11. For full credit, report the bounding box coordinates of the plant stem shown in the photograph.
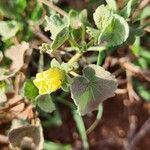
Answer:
[72,110,89,150]
[69,71,79,77]
[39,0,68,16]
[81,25,86,44]
[56,97,89,150]
[38,53,44,72]
[68,52,83,65]
[97,50,105,65]
[86,104,103,134]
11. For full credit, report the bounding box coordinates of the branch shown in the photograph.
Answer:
[0,99,24,113]
[131,118,150,149]
[112,57,150,82]
[39,0,68,16]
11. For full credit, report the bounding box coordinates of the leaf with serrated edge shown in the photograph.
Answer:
[70,65,118,115]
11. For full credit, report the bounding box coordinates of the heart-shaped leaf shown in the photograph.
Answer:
[70,65,118,115]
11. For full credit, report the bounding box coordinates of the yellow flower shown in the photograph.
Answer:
[33,68,65,95]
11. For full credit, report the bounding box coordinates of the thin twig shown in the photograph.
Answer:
[119,58,150,82]
[131,118,150,149]
[86,104,103,135]
[110,57,150,82]
[126,71,140,102]
[39,0,68,16]
[0,99,24,113]
[32,26,51,43]
[115,89,127,95]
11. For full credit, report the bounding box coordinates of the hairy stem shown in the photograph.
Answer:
[68,53,83,65]
[72,110,89,150]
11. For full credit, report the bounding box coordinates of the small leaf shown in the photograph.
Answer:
[79,9,88,24]
[51,27,69,51]
[45,14,69,40]
[0,21,21,40]
[99,14,129,46]
[70,65,117,115]
[0,0,27,19]
[36,94,56,113]
[69,10,81,29]
[30,1,42,21]
[93,5,113,31]
[119,0,134,19]
[141,5,150,19]
[51,58,73,72]
[86,27,100,43]
[23,79,39,100]
[51,58,61,68]
[69,9,88,29]
[105,0,117,11]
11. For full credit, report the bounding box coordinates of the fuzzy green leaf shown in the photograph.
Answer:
[105,0,117,11]
[69,10,81,29]
[0,21,21,40]
[70,65,117,115]
[86,27,100,43]
[93,5,113,31]
[69,9,88,29]
[0,0,27,19]
[119,0,134,19]
[51,59,61,68]
[51,27,69,51]
[99,14,129,46]
[45,14,69,40]
[23,79,39,101]
[141,5,150,19]
[36,94,56,113]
